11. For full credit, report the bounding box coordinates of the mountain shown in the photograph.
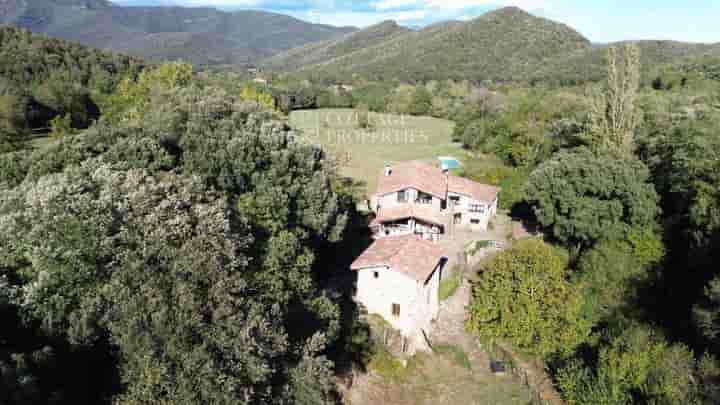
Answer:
[265,7,720,84]
[264,20,411,72]
[264,7,591,82]
[0,0,355,66]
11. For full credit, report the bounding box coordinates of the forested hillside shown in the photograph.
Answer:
[0,0,354,65]
[266,7,720,85]
[268,7,591,83]
[528,40,720,85]
[0,26,143,152]
[264,20,411,72]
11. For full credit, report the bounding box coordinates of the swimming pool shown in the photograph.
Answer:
[438,156,462,170]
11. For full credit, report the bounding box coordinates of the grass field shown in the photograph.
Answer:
[348,349,532,405]
[289,109,466,196]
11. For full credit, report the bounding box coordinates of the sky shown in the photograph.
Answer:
[112,0,720,43]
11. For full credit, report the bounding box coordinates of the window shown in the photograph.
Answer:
[416,192,433,204]
[470,204,485,213]
[450,196,461,205]
[397,190,408,203]
[392,303,400,317]
[470,219,481,225]
[373,271,379,279]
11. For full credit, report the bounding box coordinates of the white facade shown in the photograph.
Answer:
[371,188,443,212]
[355,264,442,337]
[448,192,498,230]
[371,189,498,237]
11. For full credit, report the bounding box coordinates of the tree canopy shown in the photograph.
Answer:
[0,63,351,404]
[468,239,589,356]
[524,147,660,247]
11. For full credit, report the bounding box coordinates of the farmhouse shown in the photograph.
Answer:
[369,160,500,240]
[351,235,446,352]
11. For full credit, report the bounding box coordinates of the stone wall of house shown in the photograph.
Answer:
[355,263,442,338]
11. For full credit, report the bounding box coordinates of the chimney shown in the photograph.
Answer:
[384,163,392,177]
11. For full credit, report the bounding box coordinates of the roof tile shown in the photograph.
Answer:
[374,161,447,199]
[370,204,445,227]
[350,236,445,282]
[448,175,500,203]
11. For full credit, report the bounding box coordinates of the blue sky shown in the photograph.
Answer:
[112,0,720,43]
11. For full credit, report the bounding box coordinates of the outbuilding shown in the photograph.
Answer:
[351,235,446,352]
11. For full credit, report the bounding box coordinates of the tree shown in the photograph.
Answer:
[575,230,664,323]
[557,323,717,405]
[408,86,433,116]
[695,277,720,350]
[586,44,642,154]
[0,94,29,153]
[468,239,589,356]
[525,148,660,248]
[104,62,193,123]
[240,84,276,110]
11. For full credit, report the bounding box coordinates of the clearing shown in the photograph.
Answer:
[289,109,465,196]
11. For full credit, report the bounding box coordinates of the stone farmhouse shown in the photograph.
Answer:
[351,235,446,353]
[350,160,500,353]
[369,161,500,241]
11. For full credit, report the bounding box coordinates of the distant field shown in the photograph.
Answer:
[289,109,465,196]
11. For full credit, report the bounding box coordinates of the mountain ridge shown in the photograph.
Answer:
[264,7,720,84]
[0,0,356,65]
[265,6,592,82]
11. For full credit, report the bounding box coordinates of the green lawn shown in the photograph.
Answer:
[289,109,466,197]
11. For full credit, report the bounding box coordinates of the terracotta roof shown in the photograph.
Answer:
[370,204,445,227]
[350,236,445,282]
[448,175,500,203]
[374,161,447,199]
[374,161,500,204]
